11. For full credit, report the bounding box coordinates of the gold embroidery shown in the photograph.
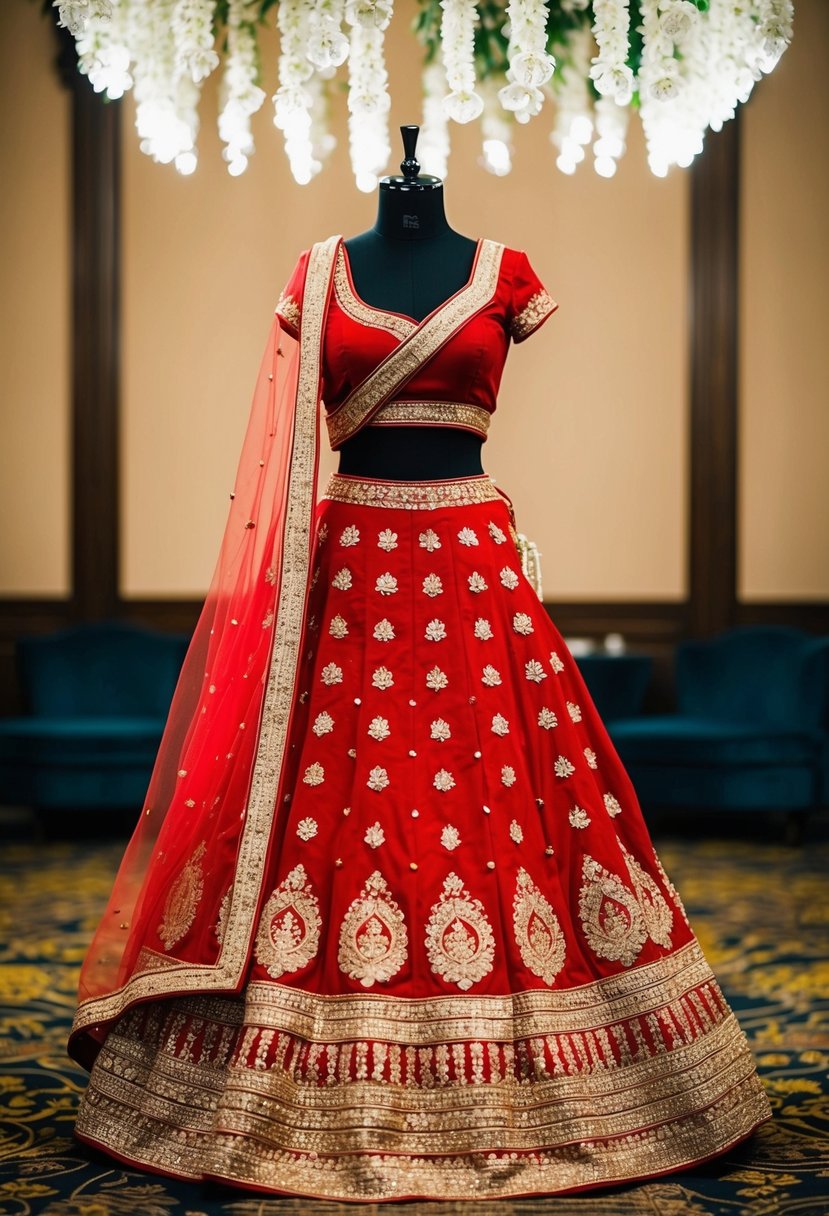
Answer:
[578,853,647,967]
[254,862,322,980]
[366,400,492,438]
[158,842,206,951]
[337,870,408,988]
[333,246,414,341]
[214,883,233,946]
[511,289,557,341]
[276,290,300,332]
[513,867,566,985]
[322,472,503,510]
[425,872,495,990]
[621,842,674,949]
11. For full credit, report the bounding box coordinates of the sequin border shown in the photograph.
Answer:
[367,400,491,437]
[322,473,504,510]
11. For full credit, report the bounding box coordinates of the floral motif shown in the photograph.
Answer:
[426,665,449,691]
[378,528,398,551]
[433,768,456,791]
[500,567,520,590]
[329,614,349,638]
[337,869,408,988]
[364,821,385,848]
[373,618,396,642]
[491,713,510,736]
[158,841,206,950]
[474,617,493,640]
[468,571,488,593]
[482,664,502,686]
[554,755,575,778]
[367,765,390,792]
[509,819,524,844]
[368,716,391,742]
[339,525,360,547]
[303,762,325,786]
[538,707,558,729]
[513,612,534,635]
[425,618,447,642]
[525,659,547,682]
[214,882,232,946]
[430,717,451,742]
[372,665,394,690]
[550,651,565,673]
[501,764,517,787]
[457,526,479,546]
[569,805,591,829]
[262,608,274,629]
[578,853,647,967]
[441,823,461,850]
[513,867,567,986]
[604,793,622,818]
[584,747,598,769]
[318,522,329,545]
[567,701,583,723]
[312,711,334,737]
[375,572,398,595]
[296,816,318,841]
[422,573,443,597]
[321,662,343,685]
[255,862,322,979]
[419,528,441,552]
[489,520,507,543]
[425,872,495,990]
[332,567,353,590]
[621,841,674,948]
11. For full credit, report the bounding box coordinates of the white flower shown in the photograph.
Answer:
[569,805,591,829]
[554,755,575,779]
[513,612,534,635]
[296,816,318,840]
[373,618,395,642]
[321,662,343,685]
[303,762,325,786]
[426,665,449,691]
[468,571,488,593]
[441,823,461,850]
[588,0,635,105]
[329,614,348,638]
[332,567,353,590]
[367,765,390,792]
[489,520,507,543]
[537,707,558,729]
[482,664,502,687]
[499,0,557,118]
[422,573,443,597]
[419,528,441,552]
[433,767,456,791]
[457,526,479,546]
[509,819,524,844]
[420,59,450,178]
[491,713,510,736]
[425,618,447,642]
[312,711,335,736]
[550,651,565,673]
[375,572,398,595]
[604,793,622,818]
[372,665,394,690]
[474,617,494,640]
[367,715,391,741]
[430,717,451,742]
[339,525,360,547]
[501,764,517,787]
[345,7,392,191]
[440,0,484,123]
[567,700,582,723]
[364,821,385,848]
[584,747,598,769]
[378,528,398,551]
[500,567,519,590]
[525,659,547,683]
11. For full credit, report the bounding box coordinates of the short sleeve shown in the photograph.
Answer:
[275,249,309,338]
[509,249,559,343]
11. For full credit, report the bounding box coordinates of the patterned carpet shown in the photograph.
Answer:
[1,814,828,1216]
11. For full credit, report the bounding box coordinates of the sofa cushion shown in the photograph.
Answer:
[611,715,824,766]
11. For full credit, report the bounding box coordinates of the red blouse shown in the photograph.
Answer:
[275,236,558,447]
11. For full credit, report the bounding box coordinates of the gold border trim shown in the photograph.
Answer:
[333,245,415,342]
[367,400,491,436]
[322,473,503,510]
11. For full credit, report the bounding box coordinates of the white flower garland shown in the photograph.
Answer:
[345,0,393,191]
[499,0,555,120]
[54,0,112,38]
[172,0,219,85]
[75,0,131,99]
[218,0,266,176]
[549,22,594,173]
[440,0,483,123]
[480,77,512,175]
[419,60,451,178]
[588,0,635,105]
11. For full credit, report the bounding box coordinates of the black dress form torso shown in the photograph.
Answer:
[337,167,485,481]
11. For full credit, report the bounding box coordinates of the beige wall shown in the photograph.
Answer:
[738,0,829,602]
[0,0,70,597]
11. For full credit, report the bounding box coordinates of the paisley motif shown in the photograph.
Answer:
[254,862,322,980]
[513,867,566,985]
[158,841,206,951]
[425,872,495,991]
[337,870,408,987]
[621,842,674,948]
[577,853,647,967]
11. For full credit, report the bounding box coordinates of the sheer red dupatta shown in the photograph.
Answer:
[69,236,340,1070]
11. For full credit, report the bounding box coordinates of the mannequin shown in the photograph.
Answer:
[337,126,486,481]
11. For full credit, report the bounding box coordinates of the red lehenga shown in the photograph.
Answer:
[69,234,772,1203]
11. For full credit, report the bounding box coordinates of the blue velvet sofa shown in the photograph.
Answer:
[609,625,829,834]
[0,621,189,814]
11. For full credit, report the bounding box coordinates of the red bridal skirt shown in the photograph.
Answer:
[74,472,772,1203]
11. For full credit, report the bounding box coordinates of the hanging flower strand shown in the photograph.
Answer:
[499,0,556,122]
[345,1,394,192]
[55,0,112,37]
[218,0,266,177]
[588,0,634,105]
[440,0,484,123]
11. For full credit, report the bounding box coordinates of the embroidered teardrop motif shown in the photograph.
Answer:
[513,867,566,985]
[578,853,647,967]
[337,870,408,988]
[425,872,495,991]
[620,842,674,948]
[158,841,206,951]
[254,862,322,980]
[652,847,692,926]
[214,882,233,946]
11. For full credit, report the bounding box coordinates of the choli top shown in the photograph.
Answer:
[275,236,558,449]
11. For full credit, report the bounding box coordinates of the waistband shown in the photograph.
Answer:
[365,400,491,438]
[322,472,505,510]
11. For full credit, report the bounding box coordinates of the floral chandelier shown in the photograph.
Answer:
[55,0,793,186]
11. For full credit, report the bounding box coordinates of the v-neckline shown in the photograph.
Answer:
[338,236,486,331]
